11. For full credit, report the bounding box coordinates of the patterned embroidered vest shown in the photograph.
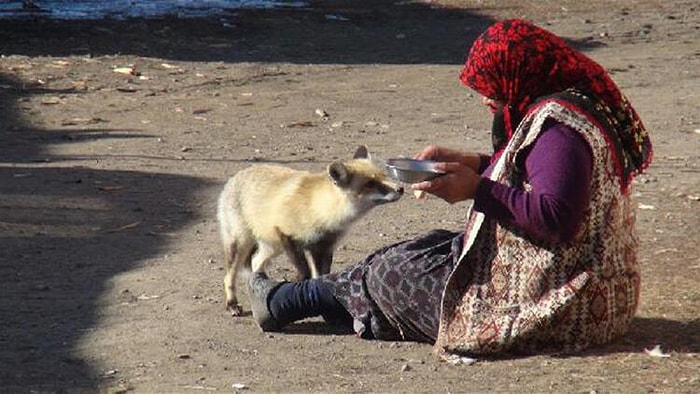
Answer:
[435,90,641,356]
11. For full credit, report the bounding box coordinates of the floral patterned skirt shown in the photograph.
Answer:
[321,229,463,343]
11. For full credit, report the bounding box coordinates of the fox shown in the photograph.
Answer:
[217,145,403,316]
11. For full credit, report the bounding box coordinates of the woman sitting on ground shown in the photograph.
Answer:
[247,18,653,358]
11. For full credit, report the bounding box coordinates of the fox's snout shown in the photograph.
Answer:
[371,183,403,204]
[391,186,404,200]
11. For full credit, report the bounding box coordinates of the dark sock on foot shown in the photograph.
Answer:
[268,279,350,327]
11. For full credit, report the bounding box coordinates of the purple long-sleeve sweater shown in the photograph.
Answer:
[473,121,593,244]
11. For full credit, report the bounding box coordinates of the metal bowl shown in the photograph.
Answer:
[385,158,445,183]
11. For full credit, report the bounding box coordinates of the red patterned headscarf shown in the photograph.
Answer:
[461,19,652,188]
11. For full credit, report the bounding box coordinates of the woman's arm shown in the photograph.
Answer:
[474,122,593,244]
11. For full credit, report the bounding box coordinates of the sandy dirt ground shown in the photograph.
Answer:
[1,0,699,392]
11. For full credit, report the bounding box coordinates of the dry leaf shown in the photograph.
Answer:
[644,344,670,358]
[445,354,477,366]
[103,221,141,233]
[284,120,314,128]
[183,385,217,391]
[41,96,62,105]
[137,294,161,301]
[61,117,109,126]
[113,66,135,75]
[97,185,124,191]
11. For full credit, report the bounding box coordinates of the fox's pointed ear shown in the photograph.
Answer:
[328,162,350,187]
[353,145,370,160]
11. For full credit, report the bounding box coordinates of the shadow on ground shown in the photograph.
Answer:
[612,317,700,354]
[0,71,212,389]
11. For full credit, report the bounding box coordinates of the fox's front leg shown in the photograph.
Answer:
[277,229,311,280]
[307,243,334,278]
[307,233,338,278]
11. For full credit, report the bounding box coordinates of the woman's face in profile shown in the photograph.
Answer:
[482,96,505,113]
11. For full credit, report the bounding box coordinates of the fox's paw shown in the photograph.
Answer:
[226,302,243,317]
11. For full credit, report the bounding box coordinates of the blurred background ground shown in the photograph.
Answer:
[0,1,698,392]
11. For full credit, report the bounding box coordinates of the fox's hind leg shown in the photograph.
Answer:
[222,240,241,316]
[223,238,255,316]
